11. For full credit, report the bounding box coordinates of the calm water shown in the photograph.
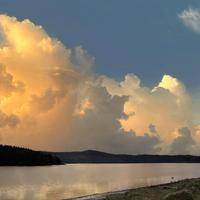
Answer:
[0,164,200,200]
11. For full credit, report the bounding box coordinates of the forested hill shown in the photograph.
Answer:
[54,150,200,163]
[0,145,62,166]
[2,145,200,165]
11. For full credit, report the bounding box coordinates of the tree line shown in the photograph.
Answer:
[0,144,62,166]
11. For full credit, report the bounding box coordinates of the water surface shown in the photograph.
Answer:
[0,164,200,200]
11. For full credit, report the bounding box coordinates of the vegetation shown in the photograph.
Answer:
[55,150,200,163]
[0,144,62,166]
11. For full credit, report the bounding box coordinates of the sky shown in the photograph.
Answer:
[1,0,200,89]
[0,1,200,154]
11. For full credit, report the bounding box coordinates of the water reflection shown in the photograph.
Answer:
[0,164,200,199]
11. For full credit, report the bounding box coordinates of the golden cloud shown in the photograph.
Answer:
[0,15,197,154]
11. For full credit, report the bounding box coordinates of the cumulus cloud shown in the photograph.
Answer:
[170,127,195,155]
[0,15,85,147]
[100,74,192,145]
[63,85,161,154]
[0,14,197,155]
[178,8,200,33]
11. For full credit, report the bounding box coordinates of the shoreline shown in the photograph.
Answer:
[67,177,200,200]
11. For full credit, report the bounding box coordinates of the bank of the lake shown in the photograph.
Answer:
[72,178,200,200]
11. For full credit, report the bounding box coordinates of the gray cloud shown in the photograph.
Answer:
[170,127,195,155]
[63,86,161,154]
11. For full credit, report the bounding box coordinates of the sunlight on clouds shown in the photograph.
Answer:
[75,98,93,116]
[0,14,197,154]
[101,74,193,149]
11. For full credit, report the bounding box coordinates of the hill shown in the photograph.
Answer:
[54,150,200,163]
[0,145,62,166]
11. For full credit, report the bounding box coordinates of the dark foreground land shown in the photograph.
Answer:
[0,145,62,166]
[73,178,200,200]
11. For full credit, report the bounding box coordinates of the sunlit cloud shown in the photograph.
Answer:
[0,15,198,155]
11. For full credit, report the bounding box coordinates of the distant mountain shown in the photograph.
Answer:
[53,150,200,163]
[2,145,200,166]
[0,145,62,166]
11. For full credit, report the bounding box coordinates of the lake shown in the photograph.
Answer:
[0,164,200,200]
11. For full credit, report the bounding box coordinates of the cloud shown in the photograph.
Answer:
[0,15,85,148]
[0,14,197,155]
[100,74,192,146]
[149,124,157,134]
[0,111,20,128]
[170,127,195,155]
[63,85,161,154]
[0,64,24,96]
[178,8,200,33]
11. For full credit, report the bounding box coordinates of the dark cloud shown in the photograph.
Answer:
[170,127,195,155]
[63,86,161,154]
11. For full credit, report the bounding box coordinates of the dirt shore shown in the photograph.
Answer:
[69,178,200,200]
